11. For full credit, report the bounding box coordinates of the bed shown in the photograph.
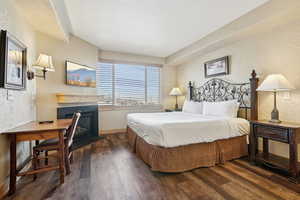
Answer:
[127,70,259,172]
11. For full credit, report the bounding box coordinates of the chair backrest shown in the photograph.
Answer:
[66,112,81,148]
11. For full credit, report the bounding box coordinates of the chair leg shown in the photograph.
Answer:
[35,141,40,164]
[70,152,74,164]
[45,151,48,165]
[32,150,38,181]
[65,148,71,175]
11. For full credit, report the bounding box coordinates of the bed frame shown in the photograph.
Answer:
[127,70,259,172]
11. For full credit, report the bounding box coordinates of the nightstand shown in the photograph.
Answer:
[250,120,300,183]
[165,109,182,112]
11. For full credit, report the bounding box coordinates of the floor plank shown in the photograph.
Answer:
[4,134,300,200]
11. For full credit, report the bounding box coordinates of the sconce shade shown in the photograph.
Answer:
[32,54,55,72]
[256,74,295,92]
[169,88,183,96]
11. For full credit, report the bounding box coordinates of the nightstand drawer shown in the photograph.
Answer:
[255,126,289,143]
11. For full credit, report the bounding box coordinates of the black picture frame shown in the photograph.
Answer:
[204,56,229,78]
[0,30,27,90]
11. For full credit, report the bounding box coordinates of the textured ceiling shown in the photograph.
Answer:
[64,0,269,57]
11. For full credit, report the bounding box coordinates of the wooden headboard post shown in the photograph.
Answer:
[250,70,259,121]
[189,81,193,100]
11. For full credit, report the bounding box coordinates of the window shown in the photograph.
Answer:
[96,62,161,106]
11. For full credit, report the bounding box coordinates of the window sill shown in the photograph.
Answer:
[98,104,163,111]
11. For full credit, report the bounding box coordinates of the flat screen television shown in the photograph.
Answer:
[66,61,96,88]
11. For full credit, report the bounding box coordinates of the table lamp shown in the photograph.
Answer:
[257,74,295,123]
[169,87,182,110]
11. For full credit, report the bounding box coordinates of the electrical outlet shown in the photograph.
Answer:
[7,90,14,101]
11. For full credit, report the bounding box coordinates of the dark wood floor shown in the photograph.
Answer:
[5,134,300,200]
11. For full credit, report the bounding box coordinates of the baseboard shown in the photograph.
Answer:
[100,129,127,135]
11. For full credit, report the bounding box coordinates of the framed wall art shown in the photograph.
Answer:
[204,56,229,78]
[66,61,96,88]
[0,30,27,90]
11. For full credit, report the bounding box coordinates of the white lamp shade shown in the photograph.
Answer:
[257,74,295,92]
[169,87,182,96]
[32,54,55,72]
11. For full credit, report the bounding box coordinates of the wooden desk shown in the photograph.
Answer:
[3,119,72,195]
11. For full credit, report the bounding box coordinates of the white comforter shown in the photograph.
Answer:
[127,112,249,148]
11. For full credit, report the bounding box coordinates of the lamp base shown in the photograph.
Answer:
[269,119,281,123]
[175,103,179,110]
[270,99,281,123]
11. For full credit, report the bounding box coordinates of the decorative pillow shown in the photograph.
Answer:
[203,100,240,118]
[182,100,203,114]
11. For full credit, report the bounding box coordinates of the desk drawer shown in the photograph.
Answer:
[255,126,289,143]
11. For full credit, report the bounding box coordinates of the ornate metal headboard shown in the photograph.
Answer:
[189,70,258,120]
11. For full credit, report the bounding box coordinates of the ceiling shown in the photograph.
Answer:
[14,0,66,40]
[64,0,269,57]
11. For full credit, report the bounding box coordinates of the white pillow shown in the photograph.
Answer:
[182,100,203,114]
[203,100,240,118]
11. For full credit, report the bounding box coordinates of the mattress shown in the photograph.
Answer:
[127,112,249,148]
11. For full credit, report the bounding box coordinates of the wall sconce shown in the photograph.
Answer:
[27,54,55,80]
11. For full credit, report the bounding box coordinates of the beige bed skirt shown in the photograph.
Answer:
[127,127,248,172]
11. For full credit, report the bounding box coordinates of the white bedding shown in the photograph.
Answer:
[127,112,249,148]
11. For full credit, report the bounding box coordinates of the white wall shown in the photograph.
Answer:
[35,32,98,121]
[0,0,37,195]
[99,50,165,66]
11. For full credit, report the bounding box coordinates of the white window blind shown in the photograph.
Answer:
[97,62,161,106]
[96,63,113,105]
[147,66,160,104]
[115,64,146,106]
